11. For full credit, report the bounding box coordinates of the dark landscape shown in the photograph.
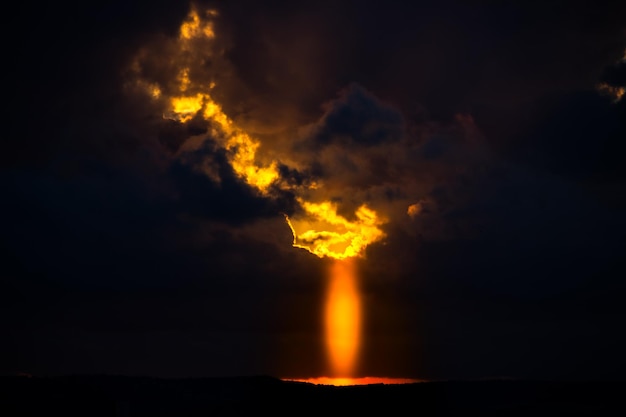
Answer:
[2,375,625,416]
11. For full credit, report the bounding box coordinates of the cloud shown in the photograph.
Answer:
[599,50,626,89]
[8,0,624,285]
[303,84,405,148]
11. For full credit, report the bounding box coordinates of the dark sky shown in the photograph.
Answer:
[3,0,626,381]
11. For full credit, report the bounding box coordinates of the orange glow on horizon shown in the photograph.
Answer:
[326,259,360,377]
[283,376,425,386]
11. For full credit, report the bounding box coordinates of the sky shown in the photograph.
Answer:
[3,0,626,382]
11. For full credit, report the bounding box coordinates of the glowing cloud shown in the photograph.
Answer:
[179,7,215,40]
[286,200,385,260]
[129,4,387,259]
[597,48,626,103]
[407,202,422,218]
[598,83,625,102]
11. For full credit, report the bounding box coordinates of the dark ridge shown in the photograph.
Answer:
[1,374,624,416]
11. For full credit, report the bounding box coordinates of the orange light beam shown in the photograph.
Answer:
[325,258,360,377]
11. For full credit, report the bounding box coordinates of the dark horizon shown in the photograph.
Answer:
[3,374,626,416]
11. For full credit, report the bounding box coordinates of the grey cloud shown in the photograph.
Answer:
[303,83,405,149]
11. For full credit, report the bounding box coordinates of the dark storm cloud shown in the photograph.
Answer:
[531,94,624,179]
[360,169,626,379]
[188,0,626,190]
[282,82,493,227]
[600,59,626,87]
[169,150,296,224]
[158,117,210,153]
[4,0,626,381]
[1,158,325,377]
[305,84,404,148]
[0,144,296,291]
[6,1,190,167]
[300,67,626,380]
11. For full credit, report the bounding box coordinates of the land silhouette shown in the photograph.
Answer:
[2,374,624,416]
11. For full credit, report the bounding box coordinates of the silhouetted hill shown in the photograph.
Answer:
[1,375,624,416]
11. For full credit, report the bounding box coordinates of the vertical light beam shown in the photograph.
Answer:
[325,258,360,377]
[130,5,390,384]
